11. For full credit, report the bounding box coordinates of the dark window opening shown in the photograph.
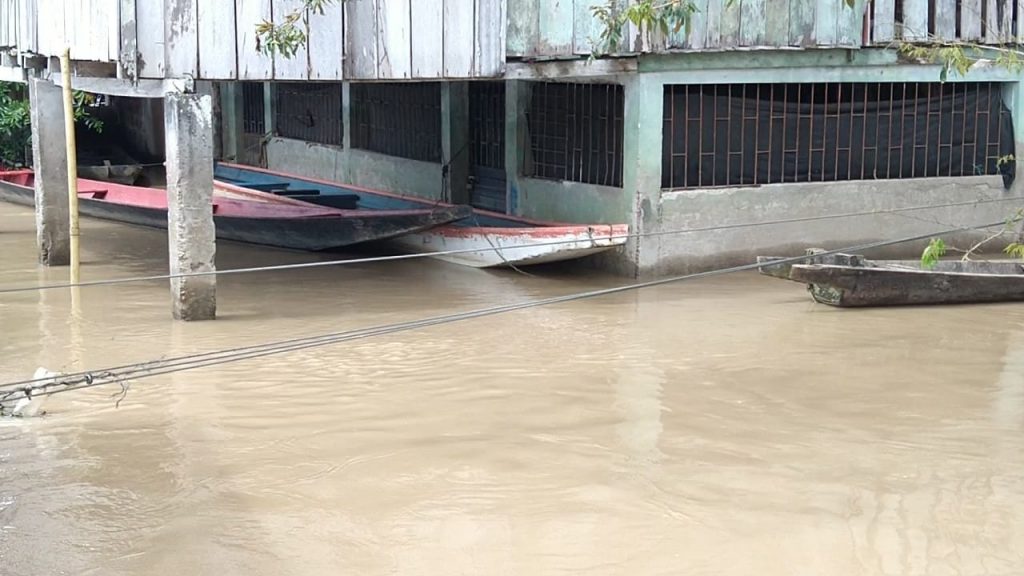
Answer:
[350,82,442,163]
[242,82,265,135]
[661,82,1015,190]
[273,83,343,146]
[524,81,625,188]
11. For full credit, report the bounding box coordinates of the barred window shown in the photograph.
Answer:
[662,82,1016,189]
[242,82,265,135]
[350,83,442,163]
[273,83,343,146]
[524,82,624,188]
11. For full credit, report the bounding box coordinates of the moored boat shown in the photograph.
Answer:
[757,251,1024,307]
[0,170,471,252]
[214,162,630,268]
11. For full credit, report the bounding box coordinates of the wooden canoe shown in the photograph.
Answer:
[757,251,1024,307]
[215,162,630,268]
[0,170,471,252]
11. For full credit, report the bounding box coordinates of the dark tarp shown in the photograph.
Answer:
[662,82,1016,190]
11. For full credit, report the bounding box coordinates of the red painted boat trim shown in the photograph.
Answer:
[1,170,452,220]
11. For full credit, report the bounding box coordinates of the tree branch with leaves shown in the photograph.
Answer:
[255,0,340,59]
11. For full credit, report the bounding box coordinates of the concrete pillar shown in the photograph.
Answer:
[28,78,70,266]
[441,81,471,205]
[622,73,665,278]
[164,92,216,321]
[505,79,527,215]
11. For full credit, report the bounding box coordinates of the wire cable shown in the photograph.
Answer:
[1,193,1021,295]
[0,218,1007,405]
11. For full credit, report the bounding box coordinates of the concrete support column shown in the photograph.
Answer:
[441,81,471,205]
[504,79,528,215]
[341,81,352,149]
[28,78,70,266]
[164,92,216,321]
[621,74,665,278]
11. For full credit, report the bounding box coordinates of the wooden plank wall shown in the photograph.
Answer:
[0,0,19,49]
[869,0,1014,43]
[509,0,870,55]
[27,0,119,61]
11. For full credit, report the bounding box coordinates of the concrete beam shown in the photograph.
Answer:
[0,65,26,83]
[47,73,193,98]
[164,92,217,321]
[28,78,70,266]
[505,57,637,80]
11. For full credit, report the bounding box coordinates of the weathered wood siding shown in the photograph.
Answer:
[10,0,119,61]
[508,0,870,55]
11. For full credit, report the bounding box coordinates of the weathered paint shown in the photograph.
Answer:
[814,0,838,45]
[345,0,377,79]
[935,0,957,40]
[198,0,238,79]
[903,0,928,40]
[836,0,865,46]
[871,0,894,42]
[476,0,506,75]
[379,0,412,79]
[136,0,165,77]
[444,0,476,77]
[720,0,742,46]
[164,0,199,77]
[118,0,137,79]
[307,0,344,80]
[961,0,983,40]
[236,0,273,80]
[764,0,789,47]
[789,0,816,45]
[740,0,767,46]
[411,0,444,77]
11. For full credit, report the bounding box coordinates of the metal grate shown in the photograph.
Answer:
[524,82,624,188]
[242,82,265,135]
[273,83,343,146]
[350,82,442,163]
[662,82,1015,189]
[470,81,506,170]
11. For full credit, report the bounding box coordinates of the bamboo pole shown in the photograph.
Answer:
[60,48,80,284]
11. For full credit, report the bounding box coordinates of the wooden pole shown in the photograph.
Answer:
[60,48,80,284]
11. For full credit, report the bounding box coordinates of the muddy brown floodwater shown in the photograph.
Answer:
[1,200,1024,575]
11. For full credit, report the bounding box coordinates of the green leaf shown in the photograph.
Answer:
[920,238,947,269]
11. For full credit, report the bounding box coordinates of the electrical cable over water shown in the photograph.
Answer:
[0,219,1010,405]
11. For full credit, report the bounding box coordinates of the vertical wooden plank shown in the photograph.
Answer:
[1018,0,1024,41]
[307,0,343,80]
[985,0,998,41]
[814,0,838,44]
[443,0,474,76]
[272,0,308,79]
[411,0,442,76]
[871,0,895,42]
[573,0,602,53]
[1001,0,1013,40]
[740,0,766,45]
[476,0,504,75]
[107,0,120,61]
[537,0,573,55]
[961,0,982,39]
[377,0,411,78]
[165,0,198,76]
[118,0,137,78]
[198,0,238,78]
[720,0,741,45]
[901,0,927,40]
[837,0,866,45]
[136,0,165,76]
[932,0,956,39]
[764,0,790,46]
[236,0,272,80]
[506,0,537,56]
[705,0,723,46]
[344,0,376,79]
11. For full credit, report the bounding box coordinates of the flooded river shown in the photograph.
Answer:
[1,201,1023,575]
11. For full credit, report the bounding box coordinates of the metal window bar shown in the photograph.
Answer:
[273,83,343,146]
[661,81,1015,190]
[469,82,506,170]
[524,81,624,188]
[350,82,442,163]
[242,82,265,135]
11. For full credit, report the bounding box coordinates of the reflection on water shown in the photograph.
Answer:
[1,202,1024,575]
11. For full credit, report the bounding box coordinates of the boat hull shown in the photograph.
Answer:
[786,263,1024,307]
[0,177,469,252]
[389,224,629,268]
[215,162,630,268]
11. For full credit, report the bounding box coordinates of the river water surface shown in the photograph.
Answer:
[1,201,1023,575]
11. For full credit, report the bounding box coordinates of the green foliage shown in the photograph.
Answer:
[256,0,339,59]
[590,0,698,55]
[920,238,947,269]
[0,81,103,169]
